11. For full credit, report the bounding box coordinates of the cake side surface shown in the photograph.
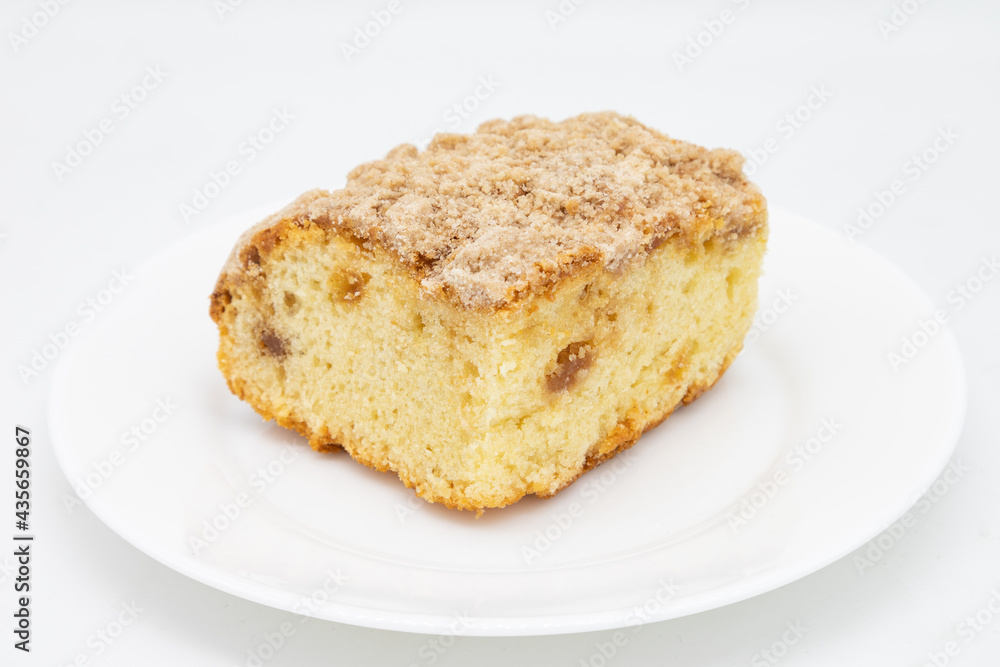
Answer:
[210,209,767,510]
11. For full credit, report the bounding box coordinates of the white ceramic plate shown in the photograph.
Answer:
[50,206,965,636]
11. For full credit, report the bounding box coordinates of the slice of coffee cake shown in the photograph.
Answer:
[209,112,768,511]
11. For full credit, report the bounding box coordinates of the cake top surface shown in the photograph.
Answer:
[249,112,765,309]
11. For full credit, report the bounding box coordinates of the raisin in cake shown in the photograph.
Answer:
[209,112,768,512]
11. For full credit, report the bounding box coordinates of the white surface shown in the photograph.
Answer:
[48,207,966,635]
[2,0,998,663]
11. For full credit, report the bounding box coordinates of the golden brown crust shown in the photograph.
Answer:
[535,348,737,503]
[210,112,765,313]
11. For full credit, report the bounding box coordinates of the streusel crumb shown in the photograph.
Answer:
[226,112,764,309]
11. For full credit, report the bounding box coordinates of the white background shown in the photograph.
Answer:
[2,0,999,665]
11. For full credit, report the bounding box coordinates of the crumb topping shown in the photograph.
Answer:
[238,112,765,309]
